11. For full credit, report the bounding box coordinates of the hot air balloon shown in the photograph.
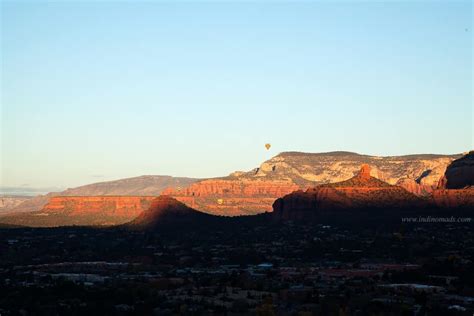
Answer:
[265,143,271,150]
[217,198,224,205]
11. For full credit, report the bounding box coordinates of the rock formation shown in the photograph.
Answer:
[437,151,474,189]
[0,151,464,226]
[273,165,425,220]
[0,196,156,227]
[395,178,434,197]
[358,164,372,180]
[431,152,474,208]
[4,151,459,218]
[162,179,300,216]
[246,151,458,191]
[7,176,198,215]
[162,152,459,216]
[43,196,155,217]
[0,196,32,214]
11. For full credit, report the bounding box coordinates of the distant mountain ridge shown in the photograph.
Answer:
[1,196,157,227]
[230,151,460,186]
[0,152,471,227]
[275,151,458,159]
[164,151,461,215]
[2,175,199,215]
[0,151,464,220]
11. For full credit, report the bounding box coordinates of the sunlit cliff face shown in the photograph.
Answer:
[161,152,459,215]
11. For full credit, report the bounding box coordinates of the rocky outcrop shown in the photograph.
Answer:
[395,178,432,196]
[162,179,299,197]
[273,165,426,220]
[429,152,474,208]
[242,151,459,194]
[358,164,372,180]
[0,196,156,227]
[437,151,474,189]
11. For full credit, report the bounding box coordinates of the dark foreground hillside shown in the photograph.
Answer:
[0,208,473,316]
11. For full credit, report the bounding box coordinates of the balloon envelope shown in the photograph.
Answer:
[265,143,271,150]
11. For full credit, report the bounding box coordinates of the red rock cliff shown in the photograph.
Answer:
[162,179,300,216]
[437,151,474,189]
[37,196,157,226]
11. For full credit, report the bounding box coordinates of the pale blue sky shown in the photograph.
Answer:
[1,0,472,188]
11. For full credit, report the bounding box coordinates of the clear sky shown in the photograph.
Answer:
[1,0,472,189]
